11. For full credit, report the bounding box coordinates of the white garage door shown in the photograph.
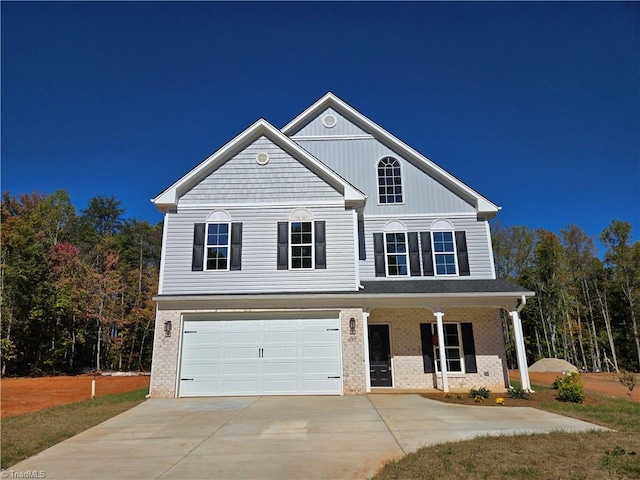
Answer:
[179,318,342,397]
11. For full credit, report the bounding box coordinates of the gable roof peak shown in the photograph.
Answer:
[282,93,500,217]
[151,115,366,212]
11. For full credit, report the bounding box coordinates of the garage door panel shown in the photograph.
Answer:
[223,346,259,360]
[304,345,340,357]
[303,330,338,342]
[182,347,222,361]
[182,362,221,376]
[263,379,299,393]
[303,378,341,393]
[263,330,298,343]
[303,360,340,374]
[225,331,261,343]
[222,378,260,392]
[263,361,299,375]
[179,318,341,397]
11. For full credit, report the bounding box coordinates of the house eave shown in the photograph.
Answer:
[153,290,534,311]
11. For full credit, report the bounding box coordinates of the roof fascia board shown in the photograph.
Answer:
[282,93,500,216]
[152,118,366,211]
[154,293,532,312]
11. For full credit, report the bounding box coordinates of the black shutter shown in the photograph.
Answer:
[461,323,477,373]
[408,232,421,276]
[358,218,366,261]
[230,223,242,271]
[277,222,288,270]
[192,223,205,271]
[373,233,385,277]
[420,323,435,373]
[456,231,470,276]
[315,221,326,269]
[420,232,434,276]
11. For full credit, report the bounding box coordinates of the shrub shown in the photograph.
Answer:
[618,370,637,400]
[508,385,530,400]
[468,387,491,399]
[555,372,585,403]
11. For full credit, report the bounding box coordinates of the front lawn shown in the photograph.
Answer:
[1,388,148,469]
[374,385,640,480]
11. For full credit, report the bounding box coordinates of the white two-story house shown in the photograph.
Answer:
[149,93,534,398]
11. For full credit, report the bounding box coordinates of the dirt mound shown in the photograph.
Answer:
[529,358,578,373]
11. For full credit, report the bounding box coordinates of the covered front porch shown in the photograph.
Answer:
[357,279,535,394]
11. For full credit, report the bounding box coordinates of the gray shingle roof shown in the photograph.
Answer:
[358,278,531,295]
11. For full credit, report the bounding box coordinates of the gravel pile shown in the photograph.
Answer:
[529,358,578,373]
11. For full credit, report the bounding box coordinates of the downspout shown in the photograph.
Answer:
[517,295,526,313]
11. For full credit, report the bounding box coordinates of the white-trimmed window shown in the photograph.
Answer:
[377,157,403,204]
[430,219,458,276]
[384,221,408,276]
[432,231,457,275]
[290,221,314,269]
[432,323,464,373]
[206,223,230,270]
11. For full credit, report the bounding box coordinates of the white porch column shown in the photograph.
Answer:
[434,310,449,393]
[363,312,371,393]
[510,309,532,392]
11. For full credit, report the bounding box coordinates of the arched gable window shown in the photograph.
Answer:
[377,157,403,204]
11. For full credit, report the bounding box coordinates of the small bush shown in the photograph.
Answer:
[618,370,637,399]
[508,385,530,400]
[469,387,491,399]
[555,372,585,403]
[474,395,484,403]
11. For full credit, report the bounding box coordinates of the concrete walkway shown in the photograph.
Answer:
[5,395,607,480]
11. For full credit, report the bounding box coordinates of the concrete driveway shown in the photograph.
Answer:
[6,394,607,479]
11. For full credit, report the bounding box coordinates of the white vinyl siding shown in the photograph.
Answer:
[293,137,475,216]
[161,206,357,294]
[181,136,343,205]
[292,107,369,137]
[361,216,494,280]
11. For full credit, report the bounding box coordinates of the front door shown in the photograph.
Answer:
[368,324,392,387]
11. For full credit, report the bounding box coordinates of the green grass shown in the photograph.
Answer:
[1,388,148,469]
[374,389,640,480]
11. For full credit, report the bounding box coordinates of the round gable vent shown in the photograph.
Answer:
[256,152,269,165]
[322,114,337,129]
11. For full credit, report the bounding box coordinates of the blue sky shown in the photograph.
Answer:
[2,2,638,247]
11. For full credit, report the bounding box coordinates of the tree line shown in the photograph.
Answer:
[1,190,162,376]
[1,189,638,376]
[492,221,640,373]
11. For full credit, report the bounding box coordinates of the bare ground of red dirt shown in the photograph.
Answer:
[510,370,638,402]
[0,374,151,417]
